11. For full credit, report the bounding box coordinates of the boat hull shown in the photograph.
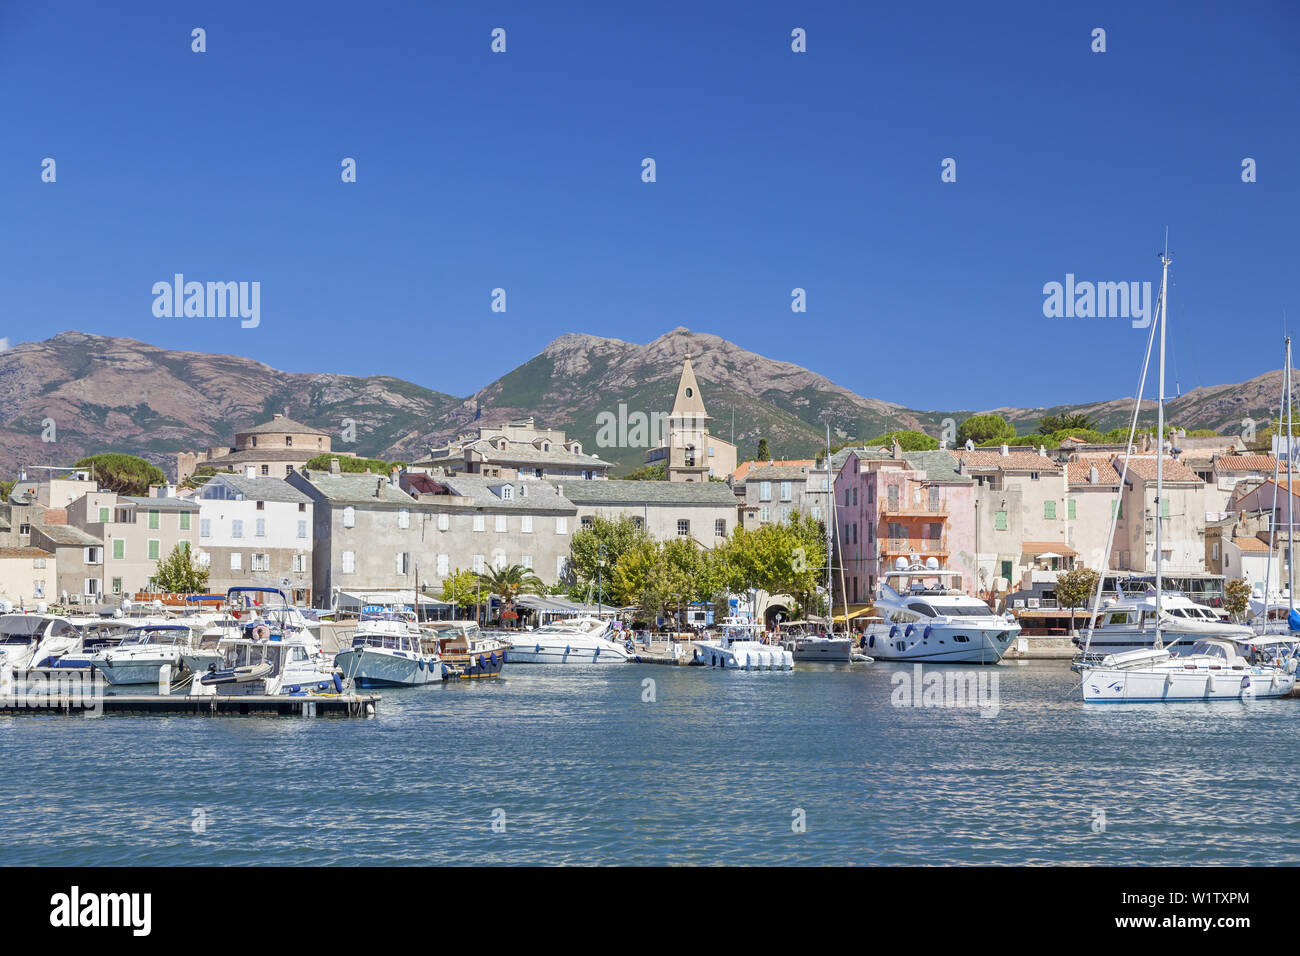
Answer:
[506,640,630,664]
[862,623,1017,664]
[441,650,506,680]
[694,641,793,670]
[790,639,854,662]
[1080,665,1296,702]
[92,652,184,685]
[335,647,440,686]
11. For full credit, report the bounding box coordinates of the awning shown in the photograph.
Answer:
[336,590,451,610]
[831,604,876,623]
[1022,542,1077,556]
[514,595,622,617]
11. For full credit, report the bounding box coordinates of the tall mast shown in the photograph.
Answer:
[1288,336,1296,610]
[826,424,833,631]
[1154,249,1171,647]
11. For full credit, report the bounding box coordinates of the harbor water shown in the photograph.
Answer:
[2,661,1297,866]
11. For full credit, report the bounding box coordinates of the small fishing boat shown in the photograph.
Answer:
[777,620,854,662]
[334,610,442,686]
[506,616,631,664]
[432,621,508,679]
[693,616,793,670]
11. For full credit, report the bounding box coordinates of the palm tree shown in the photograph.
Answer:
[474,563,547,628]
[1038,411,1094,435]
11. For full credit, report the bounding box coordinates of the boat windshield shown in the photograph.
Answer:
[123,627,190,646]
[352,634,418,651]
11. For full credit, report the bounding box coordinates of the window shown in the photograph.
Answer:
[760,506,771,522]
[760,482,772,501]
[85,578,100,596]
[252,553,269,571]
[521,554,533,569]
[261,465,269,476]
[111,577,123,594]
[501,486,513,501]
[98,506,110,523]
[292,553,307,572]
[781,506,792,522]
[632,516,644,530]
[780,482,792,501]
[473,515,485,532]
[256,518,266,537]
[685,445,696,467]
[1030,472,1040,481]
[286,465,294,476]
[232,519,244,538]
[256,500,265,511]
[147,510,160,530]
[298,502,306,512]
[1112,501,1124,520]
[230,552,243,571]
[341,551,355,574]
[201,518,211,538]
[811,505,822,520]
[84,546,102,565]
[395,552,409,575]
[285,435,293,447]
[581,516,594,528]
[297,520,307,539]
[715,518,726,537]
[398,508,410,529]
[556,517,568,535]
[1044,500,1056,520]
[473,554,485,573]
[994,510,1007,531]
[113,539,124,560]
[492,552,507,570]
[436,553,449,576]
[342,506,355,528]
[677,519,690,537]
[198,551,211,567]
[1068,498,1077,520]
[521,515,533,533]
[147,539,160,561]
[178,540,190,554]
[495,515,507,533]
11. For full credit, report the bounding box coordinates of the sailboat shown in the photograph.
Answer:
[1075,248,1297,702]
[1250,336,1300,637]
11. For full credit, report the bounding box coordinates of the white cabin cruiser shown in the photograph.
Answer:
[777,621,855,662]
[185,587,334,686]
[89,624,197,685]
[1070,591,1255,656]
[1078,637,1296,702]
[862,560,1019,664]
[190,634,344,697]
[0,614,84,669]
[507,616,631,664]
[334,610,441,686]
[693,616,793,670]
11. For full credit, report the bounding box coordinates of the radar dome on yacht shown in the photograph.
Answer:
[925,557,939,571]
[35,602,48,614]
[121,599,133,611]
[894,557,908,571]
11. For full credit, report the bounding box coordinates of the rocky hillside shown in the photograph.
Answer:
[0,329,1276,478]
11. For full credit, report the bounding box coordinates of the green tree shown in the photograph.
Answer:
[866,430,938,451]
[149,543,209,593]
[1223,578,1252,622]
[304,454,405,474]
[475,563,546,625]
[0,480,13,502]
[715,514,828,614]
[1038,412,1095,435]
[1053,566,1101,631]
[617,463,666,480]
[75,454,166,496]
[568,515,650,592]
[439,569,479,614]
[757,437,770,461]
[956,414,1016,447]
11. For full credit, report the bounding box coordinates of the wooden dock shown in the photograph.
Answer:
[0,692,380,717]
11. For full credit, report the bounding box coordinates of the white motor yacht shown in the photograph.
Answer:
[334,610,441,686]
[89,624,197,685]
[0,613,90,670]
[507,616,631,664]
[861,559,1019,664]
[694,616,793,670]
[1071,590,1255,656]
[777,620,855,662]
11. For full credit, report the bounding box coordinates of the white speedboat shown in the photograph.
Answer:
[694,616,793,670]
[1078,637,1296,702]
[334,611,441,686]
[507,617,631,664]
[185,587,335,687]
[190,634,343,697]
[1071,591,1256,656]
[89,624,196,685]
[0,613,84,669]
[862,559,1019,664]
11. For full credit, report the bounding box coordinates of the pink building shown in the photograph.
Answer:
[832,446,976,606]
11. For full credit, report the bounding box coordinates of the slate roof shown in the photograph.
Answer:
[743,465,822,482]
[30,525,102,547]
[560,479,738,507]
[122,496,200,511]
[201,474,311,503]
[436,475,577,513]
[417,439,614,470]
[295,471,415,505]
[203,449,316,465]
[902,451,972,484]
[237,416,329,437]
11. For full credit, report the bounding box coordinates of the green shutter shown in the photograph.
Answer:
[995,510,1007,531]
[1067,498,1076,520]
[1160,498,1170,518]
[98,507,109,523]
[1044,500,1056,519]
[179,512,191,530]
[148,540,160,560]
[113,539,124,560]
[148,510,159,530]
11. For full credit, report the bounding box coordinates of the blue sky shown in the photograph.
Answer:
[2,0,1297,411]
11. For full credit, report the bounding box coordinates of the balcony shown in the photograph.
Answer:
[880,536,949,557]
[879,500,948,517]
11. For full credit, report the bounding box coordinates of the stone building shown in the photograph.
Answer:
[176,413,338,483]
[412,417,613,481]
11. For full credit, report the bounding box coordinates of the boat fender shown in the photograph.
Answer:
[904,625,914,637]
[868,635,875,648]
[489,652,498,665]
[332,674,344,694]
[287,685,301,694]
[923,626,932,639]
[888,625,898,639]
[253,624,270,641]
[318,681,329,691]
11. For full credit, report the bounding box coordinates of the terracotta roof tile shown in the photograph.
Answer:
[953,449,1061,472]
